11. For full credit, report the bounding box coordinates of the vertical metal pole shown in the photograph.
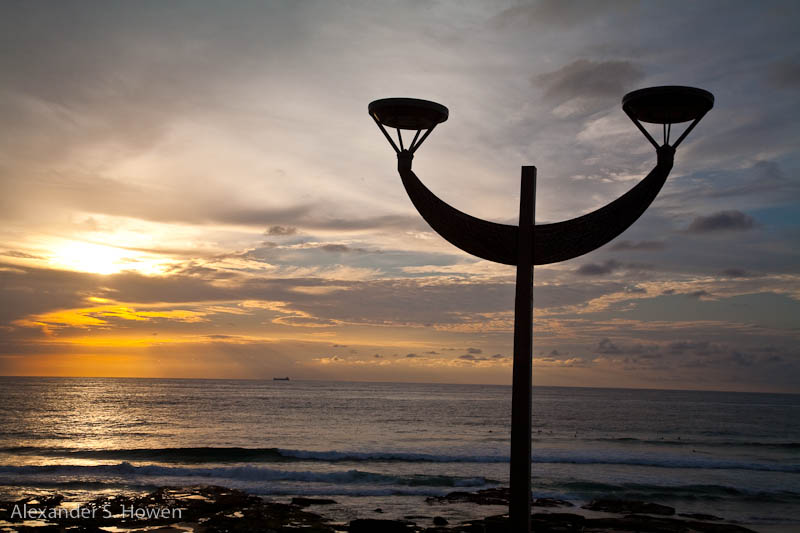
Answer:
[510,165,535,532]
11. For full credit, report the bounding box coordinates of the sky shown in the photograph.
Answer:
[1,1,799,392]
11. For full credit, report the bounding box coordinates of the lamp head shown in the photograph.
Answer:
[622,86,714,149]
[369,97,448,154]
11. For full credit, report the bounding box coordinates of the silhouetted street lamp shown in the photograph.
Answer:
[369,86,713,532]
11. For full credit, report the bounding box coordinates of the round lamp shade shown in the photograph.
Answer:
[368,98,449,130]
[622,86,714,124]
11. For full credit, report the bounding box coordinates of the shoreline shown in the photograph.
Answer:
[0,485,772,532]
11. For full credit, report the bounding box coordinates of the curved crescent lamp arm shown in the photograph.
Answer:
[397,146,675,266]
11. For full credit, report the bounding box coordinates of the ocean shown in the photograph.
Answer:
[0,377,798,528]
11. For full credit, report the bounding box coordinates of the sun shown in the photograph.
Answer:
[48,241,170,275]
[49,241,132,275]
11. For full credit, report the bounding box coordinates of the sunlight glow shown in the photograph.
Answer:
[48,240,172,275]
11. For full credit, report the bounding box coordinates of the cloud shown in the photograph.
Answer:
[215,206,317,227]
[594,338,660,357]
[674,346,799,389]
[458,354,489,362]
[493,1,637,29]
[706,161,795,199]
[768,58,800,89]
[0,263,520,333]
[0,165,318,228]
[576,260,621,276]
[466,347,483,354]
[685,210,756,233]
[272,314,339,328]
[596,338,621,354]
[533,59,644,117]
[266,225,297,236]
[664,160,799,209]
[667,341,721,355]
[314,355,344,364]
[610,240,665,251]
[535,356,589,368]
[319,244,371,254]
[727,351,755,367]
[2,250,45,260]
[685,290,711,299]
[0,266,109,325]
[720,268,759,278]
[303,215,424,232]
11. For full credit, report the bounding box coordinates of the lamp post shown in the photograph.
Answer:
[369,86,713,532]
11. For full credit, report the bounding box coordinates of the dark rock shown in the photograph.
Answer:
[461,512,758,533]
[426,491,470,504]
[292,497,338,507]
[533,497,574,508]
[38,495,65,508]
[682,520,757,533]
[582,498,675,515]
[349,518,415,532]
[427,487,510,506]
[584,515,681,532]
[427,488,574,509]
[0,485,755,533]
[477,514,512,533]
[1,486,338,532]
[458,514,511,533]
[533,512,585,523]
[584,514,757,533]
[373,507,384,513]
[679,512,724,521]
[531,512,586,533]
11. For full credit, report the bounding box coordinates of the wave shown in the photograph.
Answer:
[2,466,798,504]
[548,481,800,503]
[590,438,800,449]
[0,476,463,498]
[0,446,508,464]
[531,451,800,473]
[2,446,798,473]
[0,462,495,488]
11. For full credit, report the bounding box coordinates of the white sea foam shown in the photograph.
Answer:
[0,449,800,472]
[0,463,495,487]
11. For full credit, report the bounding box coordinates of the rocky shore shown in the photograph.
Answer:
[0,485,759,532]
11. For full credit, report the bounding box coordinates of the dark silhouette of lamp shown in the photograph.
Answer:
[369,86,713,532]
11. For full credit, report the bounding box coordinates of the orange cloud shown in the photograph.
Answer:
[14,304,208,333]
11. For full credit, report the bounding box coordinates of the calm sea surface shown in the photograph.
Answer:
[0,377,798,527]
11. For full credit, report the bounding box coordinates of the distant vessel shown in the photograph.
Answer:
[273,377,290,381]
